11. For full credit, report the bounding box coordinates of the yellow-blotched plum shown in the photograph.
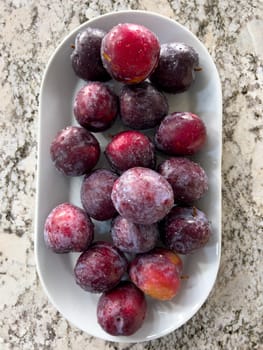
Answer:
[129,248,183,301]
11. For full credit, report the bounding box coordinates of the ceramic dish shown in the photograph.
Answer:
[35,10,222,342]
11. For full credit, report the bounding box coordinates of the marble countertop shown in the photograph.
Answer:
[0,0,262,349]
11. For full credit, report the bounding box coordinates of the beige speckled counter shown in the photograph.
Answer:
[0,1,262,349]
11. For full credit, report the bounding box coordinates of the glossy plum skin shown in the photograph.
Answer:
[97,281,147,336]
[150,42,199,93]
[50,126,100,176]
[111,167,174,225]
[155,112,207,156]
[105,131,156,174]
[158,157,208,204]
[73,82,118,132]
[160,207,211,254]
[129,248,183,300]
[81,169,118,221]
[44,203,94,253]
[101,23,160,84]
[111,215,159,253]
[120,82,168,129]
[71,27,111,82]
[74,241,128,293]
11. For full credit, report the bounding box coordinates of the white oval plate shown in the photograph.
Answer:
[35,10,222,343]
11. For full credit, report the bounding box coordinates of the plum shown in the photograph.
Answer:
[155,112,207,155]
[129,248,183,300]
[73,82,118,132]
[111,167,174,225]
[71,27,111,81]
[120,82,168,129]
[160,206,211,254]
[44,203,94,253]
[81,169,118,221]
[150,42,200,93]
[111,215,159,253]
[97,281,147,336]
[74,241,128,293]
[101,23,160,84]
[158,157,208,204]
[105,131,156,174]
[50,126,100,176]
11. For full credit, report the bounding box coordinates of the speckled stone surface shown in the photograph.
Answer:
[0,0,263,349]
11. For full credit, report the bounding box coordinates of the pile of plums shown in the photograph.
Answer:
[44,23,211,336]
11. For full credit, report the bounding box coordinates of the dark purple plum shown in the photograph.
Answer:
[105,131,156,174]
[155,112,207,156]
[111,215,159,253]
[97,281,147,336]
[73,82,118,132]
[158,157,208,204]
[50,126,100,176]
[120,82,168,129]
[74,241,128,293]
[44,203,94,253]
[111,167,174,225]
[150,42,200,93]
[160,206,211,254]
[81,169,118,221]
[71,27,111,81]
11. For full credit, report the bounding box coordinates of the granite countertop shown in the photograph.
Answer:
[0,0,262,349]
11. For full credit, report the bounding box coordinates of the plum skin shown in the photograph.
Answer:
[81,169,118,221]
[120,82,168,130]
[73,82,118,132]
[74,241,128,293]
[129,248,183,300]
[111,215,159,253]
[160,206,212,254]
[155,112,207,156]
[97,281,147,336]
[50,126,100,176]
[44,202,94,253]
[105,130,156,174]
[111,167,174,225]
[101,23,160,84]
[150,42,199,93]
[71,27,111,82]
[158,157,208,204]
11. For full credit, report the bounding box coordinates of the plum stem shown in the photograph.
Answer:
[192,206,197,217]
[71,44,75,49]
[194,67,202,72]
[180,275,189,280]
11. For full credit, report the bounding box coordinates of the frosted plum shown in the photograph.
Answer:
[155,112,207,155]
[44,203,94,253]
[129,248,183,300]
[73,82,118,132]
[105,131,156,174]
[50,126,100,176]
[74,241,128,293]
[81,169,118,221]
[97,281,147,336]
[158,157,208,204]
[160,206,211,254]
[120,82,168,129]
[111,167,174,225]
[111,215,159,253]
